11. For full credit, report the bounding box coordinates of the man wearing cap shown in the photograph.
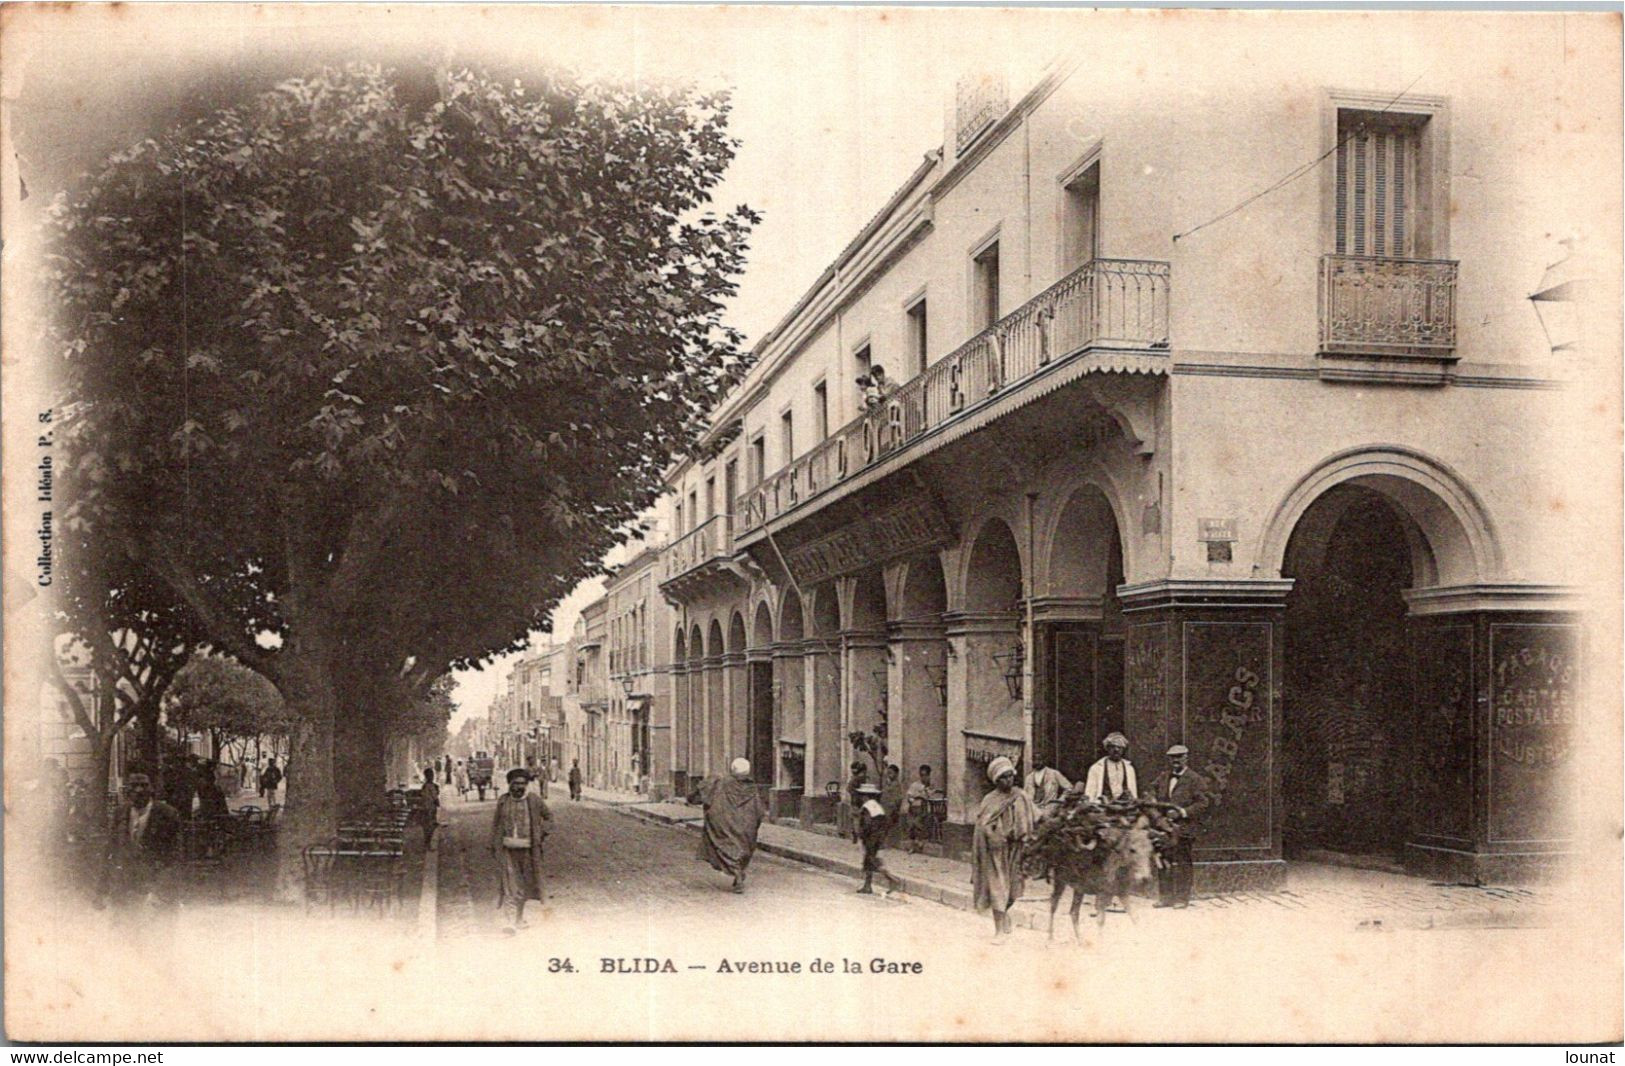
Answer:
[490,768,551,933]
[1149,744,1212,908]
[693,757,768,894]
[971,756,1038,942]
[1082,732,1138,802]
[854,782,899,897]
[97,772,182,909]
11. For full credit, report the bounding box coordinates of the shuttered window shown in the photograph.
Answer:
[1335,111,1422,257]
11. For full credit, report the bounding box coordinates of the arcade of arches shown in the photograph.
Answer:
[662,465,1580,888]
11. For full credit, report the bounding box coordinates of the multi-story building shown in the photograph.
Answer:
[570,598,612,789]
[605,546,675,797]
[655,21,1608,888]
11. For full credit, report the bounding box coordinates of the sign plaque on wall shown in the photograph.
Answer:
[781,495,952,588]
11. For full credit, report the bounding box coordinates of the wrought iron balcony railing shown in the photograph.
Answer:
[733,257,1170,536]
[1319,254,1458,357]
[662,512,733,581]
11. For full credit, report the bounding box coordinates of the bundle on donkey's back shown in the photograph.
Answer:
[1020,791,1171,942]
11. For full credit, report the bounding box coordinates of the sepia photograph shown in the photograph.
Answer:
[1,3,1620,1046]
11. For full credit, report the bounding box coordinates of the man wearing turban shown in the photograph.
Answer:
[971,756,1037,942]
[691,757,768,894]
[490,767,551,934]
[1082,732,1139,802]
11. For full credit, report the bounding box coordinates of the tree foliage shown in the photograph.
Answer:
[46,61,759,868]
[165,655,292,741]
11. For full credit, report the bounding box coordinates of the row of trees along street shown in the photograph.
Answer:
[44,62,759,897]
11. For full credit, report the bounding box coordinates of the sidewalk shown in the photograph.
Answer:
[600,793,1575,933]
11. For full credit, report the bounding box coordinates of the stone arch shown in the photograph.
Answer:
[962,517,1025,613]
[779,587,805,642]
[1041,483,1124,601]
[706,618,724,659]
[1258,446,1502,588]
[728,610,748,654]
[752,601,774,649]
[674,626,687,663]
[1033,460,1139,588]
[688,624,704,664]
[810,585,841,638]
[898,555,948,620]
[849,568,887,630]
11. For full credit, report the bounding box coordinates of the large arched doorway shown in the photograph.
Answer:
[777,589,807,803]
[1041,486,1126,782]
[957,519,1026,809]
[1281,484,1418,861]
[895,555,949,800]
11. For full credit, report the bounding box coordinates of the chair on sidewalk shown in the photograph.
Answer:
[302,843,341,914]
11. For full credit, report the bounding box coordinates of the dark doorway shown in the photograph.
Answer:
[1282,485,1416,861]
[749,660,774,787]
[1047,628,1125,781]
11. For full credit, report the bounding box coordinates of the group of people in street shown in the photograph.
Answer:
[970,734,1213,941]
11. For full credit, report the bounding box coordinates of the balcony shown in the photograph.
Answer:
[659,512,752,600]
[733,257,1170,538]
[1319,255,1458,377]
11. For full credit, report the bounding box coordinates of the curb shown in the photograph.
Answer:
[609,802,1053,928]
[607,802,1559,934]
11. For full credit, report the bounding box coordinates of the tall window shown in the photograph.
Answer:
[813,380,829,441]
[687,489,698,532]
[973,241,1001,331]
[1063,162,1099,269]
[906,298,929,375]
[779,409,794,463]
[750,434,766,486]
[723,459,738,522]
[853,344,872,409]
[705,476,716,520]
[1335,110,1424,257]
[674,499,684,537]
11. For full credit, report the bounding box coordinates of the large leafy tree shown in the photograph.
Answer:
[164,655,293,760]
[48,63,757,890]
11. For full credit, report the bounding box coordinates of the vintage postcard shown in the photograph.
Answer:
[2,4,1621,1045]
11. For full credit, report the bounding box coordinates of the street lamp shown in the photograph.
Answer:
[619,675,637,698]
[992,643,1024,701]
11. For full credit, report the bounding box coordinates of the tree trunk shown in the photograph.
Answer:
[274,652,339,904]
[88,735,116,834]
[334,710,388,816]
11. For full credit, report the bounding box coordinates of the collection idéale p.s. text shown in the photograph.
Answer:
[539,957,924,976]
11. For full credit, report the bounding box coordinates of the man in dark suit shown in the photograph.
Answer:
[1148,744,1211,909]
[98,772,182,908]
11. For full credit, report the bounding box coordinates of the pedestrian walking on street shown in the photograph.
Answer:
[258,757,282,802]
[971,756,1037,943]
[568,759,582,801]
[692,757,767,894]
[491,768,551,934]
[1149,744,1211,909]
[454,760,469,799]
[855,783,899,898]
[417,767,441,848]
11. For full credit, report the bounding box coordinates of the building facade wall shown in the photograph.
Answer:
[653,19,1610,884]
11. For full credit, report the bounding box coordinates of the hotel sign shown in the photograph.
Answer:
[781,496,952,588]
